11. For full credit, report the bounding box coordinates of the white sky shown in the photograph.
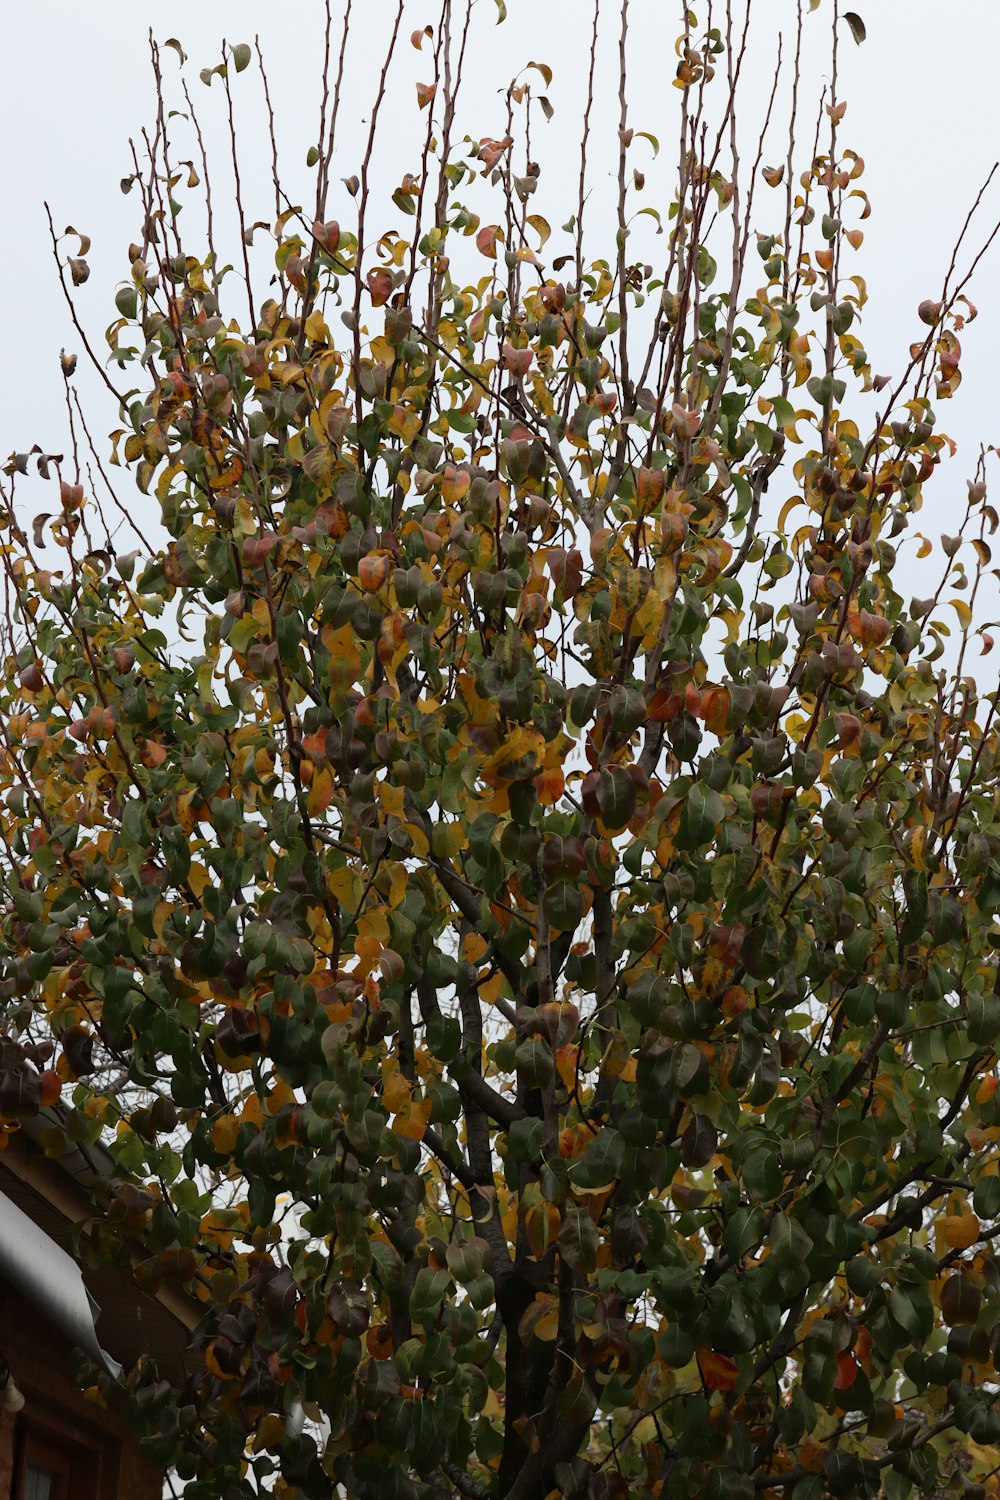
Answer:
[3,0,1000,608]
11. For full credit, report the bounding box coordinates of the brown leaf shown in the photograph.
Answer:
[844,10,866,44]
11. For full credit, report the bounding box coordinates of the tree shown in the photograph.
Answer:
[3,1,1000,1495]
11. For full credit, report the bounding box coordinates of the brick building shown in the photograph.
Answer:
[0,1114,200,1500]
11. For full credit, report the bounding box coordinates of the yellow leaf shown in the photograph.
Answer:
[937,1211,980,1253]
[462,932,489,964]
[327,867,359,906]
[388,405,421,444]
[320,623,362,688]
[518,1292,560,1343]
[525,213,551,250]
[304,309,331,343]
[208,1122,238,1152]
[383,1063,411,1114]
[715,607,744,646]
[266,1079,297,1114]
[479,972,505,1007]
[387,863,408,909]
[241,1094,264,1128]
[354,934,382,975]
[654,556,678,603]
[481,727,545,787]
[200,1209,238,1253]
[441,467,471,505]
[909,825,927,871]
[791,524,815,557]
[378,781,406,818]
[156,461,183,503]
[358,908,390,946]
[777,495,803,533]
[403,820,430,857]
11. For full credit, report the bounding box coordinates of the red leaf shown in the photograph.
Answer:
[502,343,533,376]
[367,269,394,307]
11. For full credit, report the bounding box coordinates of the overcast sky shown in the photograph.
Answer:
[4,0,1000,580]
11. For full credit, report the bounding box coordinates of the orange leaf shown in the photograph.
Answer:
[358,553,391,593]
[307,767,336,816]
[701,686,729,736]
[476,224,503,258]
[846,607,890,648]
[534,765,565,806]
[396,1096,432,1141]
[636,467,666,506]
[366,1323,394,1359]
[697,1349,739,1390]
[647,686,683,722]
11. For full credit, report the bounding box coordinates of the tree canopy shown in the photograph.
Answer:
[3,2,1000,1497]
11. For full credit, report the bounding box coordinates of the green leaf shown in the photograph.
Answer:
[232,42,252,72]
[769,1213,813,1269]
[724,1206,764,1262]
[542,881,585,932]
[249,1178,276,1227]
[684,782,725,844]
[570,1128,625,1189]
[115,286,138,320]
[558,1205,599,1271]
[445,1238,488,1281]
[680,1112,718,1168]
[670,1043,708,1097]
[742,1146,783,1202]
[973,1177,1000,1220]
[507,1116,545,1165]
[426,1014,461,1061]
[802,1350,835,1404]
[889,1287,923,1344]
[409,1267,451,1327]
[595,767,637,831]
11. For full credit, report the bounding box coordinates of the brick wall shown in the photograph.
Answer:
[0,1280,163,1500]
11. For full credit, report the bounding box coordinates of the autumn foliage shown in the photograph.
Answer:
[4,2,1000,1498]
